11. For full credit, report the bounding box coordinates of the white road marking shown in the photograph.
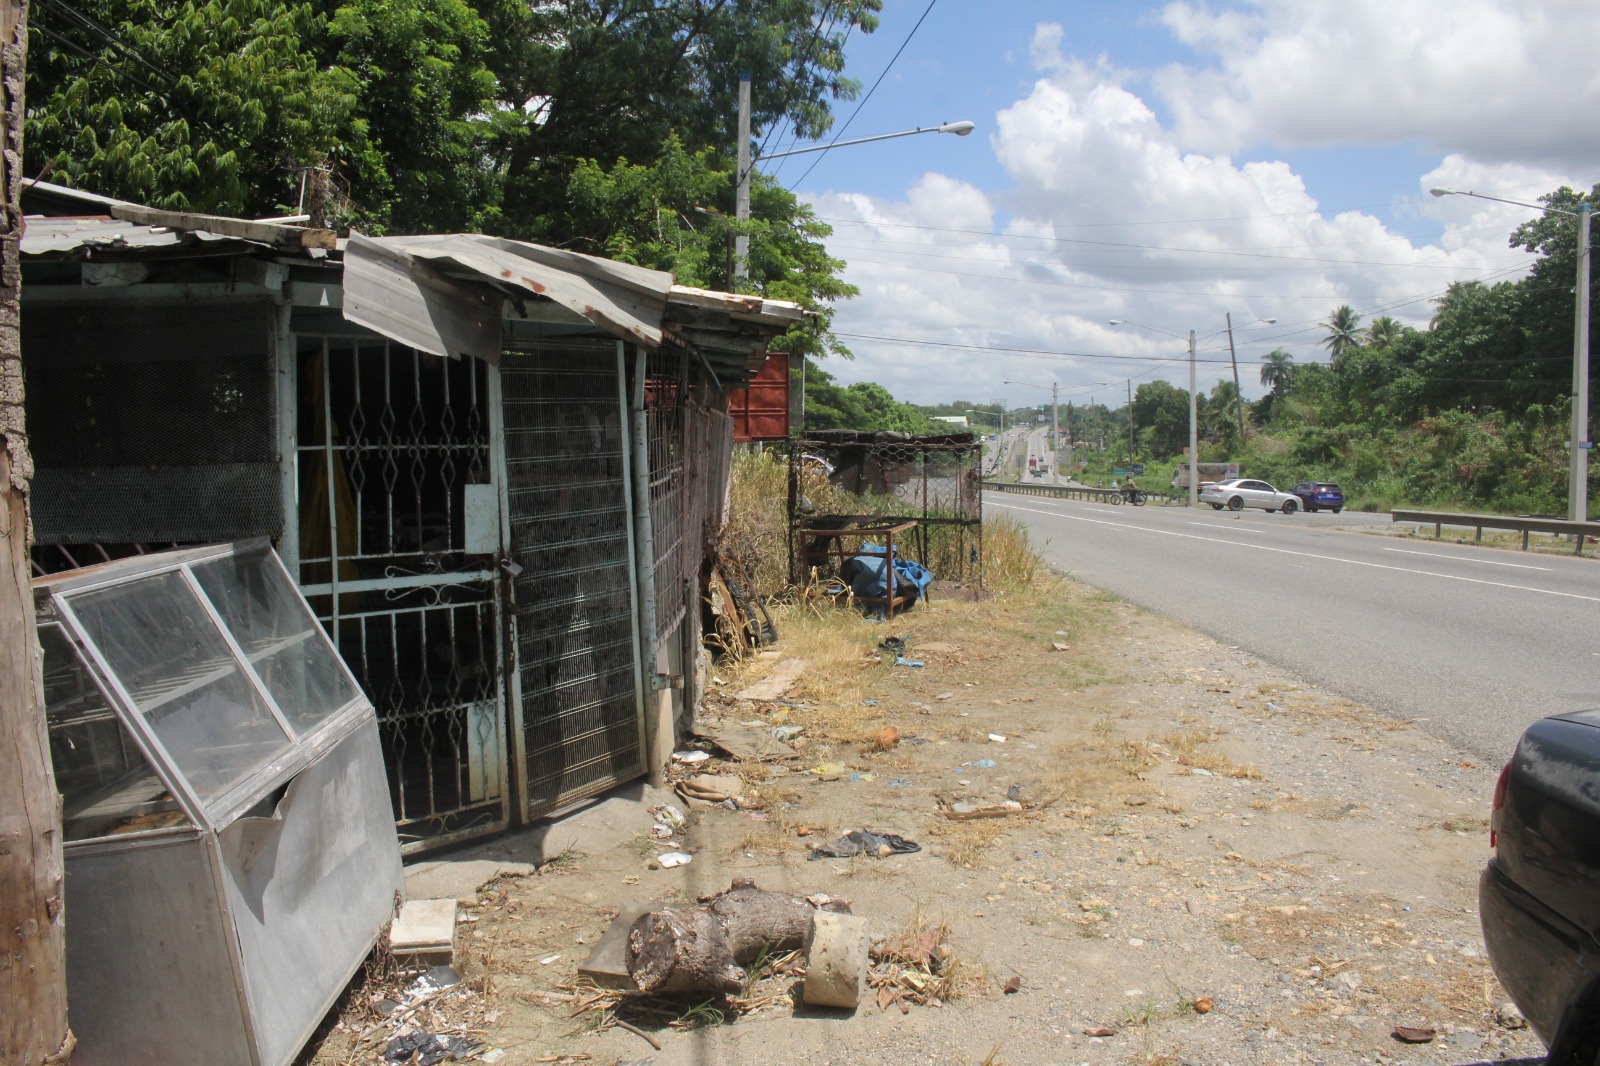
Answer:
[1187,521,1268,534]
[1383,547,1551,571]
[988,500,1600,604]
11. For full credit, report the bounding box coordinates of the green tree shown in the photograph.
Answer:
[1259,348,1295,397]
[1131,380,1189,456]
[1365,316,1406,349]
[1321,304,1366,364]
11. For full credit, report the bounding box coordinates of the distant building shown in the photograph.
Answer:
[931,415,969,427]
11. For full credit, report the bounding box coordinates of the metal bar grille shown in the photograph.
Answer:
[501,343,642,815]
[296,336,505,851]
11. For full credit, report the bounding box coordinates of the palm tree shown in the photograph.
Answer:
[1365,315,1405,349]
[1259,349,1295,397]
[1321,304,1366,363]
[1430,280,1485,328]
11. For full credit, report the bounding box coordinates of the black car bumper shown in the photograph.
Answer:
[1481,858,1600,1049]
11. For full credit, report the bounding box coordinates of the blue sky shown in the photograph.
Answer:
[757,0,1600,406]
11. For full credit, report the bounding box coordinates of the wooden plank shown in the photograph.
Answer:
[110,203,336,250]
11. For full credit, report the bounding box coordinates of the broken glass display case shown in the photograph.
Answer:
[38,540,404,1066]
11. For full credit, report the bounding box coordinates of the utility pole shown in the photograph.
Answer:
[1050,381,1059,479]
[0,0,70,1060]
[1126,379,1134,461]
[1225,312,1245,441]
[1571,202,1591,523]
[734,72,751,285]
[1188,329,1199,507]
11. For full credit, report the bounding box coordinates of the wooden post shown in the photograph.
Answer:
[0,0,71,1060]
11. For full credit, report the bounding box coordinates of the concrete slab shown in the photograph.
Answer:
[391,898,457,965]
[577,901,650,990]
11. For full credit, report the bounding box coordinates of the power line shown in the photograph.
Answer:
[786,0,938,190]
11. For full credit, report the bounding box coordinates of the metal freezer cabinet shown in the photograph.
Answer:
[37,540,404,1066]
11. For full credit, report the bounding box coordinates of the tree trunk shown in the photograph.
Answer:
[0,0,70,1060]
[625,878,849,995]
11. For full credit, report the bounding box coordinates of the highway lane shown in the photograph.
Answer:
[991,494,1600,762]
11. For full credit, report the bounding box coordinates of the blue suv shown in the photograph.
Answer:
[1290,481,1344,513]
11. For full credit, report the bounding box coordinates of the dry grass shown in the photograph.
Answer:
[982,512,1046,591]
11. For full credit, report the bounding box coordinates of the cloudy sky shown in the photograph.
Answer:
[755,0,1600,409]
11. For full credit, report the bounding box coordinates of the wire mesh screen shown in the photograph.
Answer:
[24,299,281,545]
[788,431,984,585]
[297,336,504,851]
[645,351,688,642]
[501,342,642,816]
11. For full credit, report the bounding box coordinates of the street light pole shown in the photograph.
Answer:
[1188,329,1199,507]
[1432,187,1592,521]
[735,73,973,284]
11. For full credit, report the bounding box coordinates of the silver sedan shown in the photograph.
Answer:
[1199,478,1301,514]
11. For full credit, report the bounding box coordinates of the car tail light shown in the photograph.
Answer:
[1489,760,1512,848]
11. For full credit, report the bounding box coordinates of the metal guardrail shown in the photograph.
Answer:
[982,481,1177,505]
[1391,509,1600,553]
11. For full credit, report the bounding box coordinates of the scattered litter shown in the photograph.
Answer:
[657,852,693,868]
[942,800,1023,820]
[1081,1026,1118,1038]
[875,726,901,750]
[861,698,881,706]
[1266,701,1284,712]
[1051,641,1070,652]
[671,750,710,764]
[748,811,770,822]
[770,725,804,742]
[382,1031,478,1065]
[934,692,953,700]
[1003,975,1022,994]
[675,774,745,806]
[809,830,921,860]
[849,772,875,783]
[987,733,1006,743]
[539,954,562,965]
[699,723,802,763]
[888,777,914,789]
[1190,767,1214,777]
[971,759,997,769]
[809,762,848,778]
[647,803,686,837]
[1495,1001,1528,1030]
[877,636,907,654]
[477,1049,507,1063]
[893,657,924,668]
[1193,996,1214,1013]
[1392,1025,1436,1044]
[406,965,462,997]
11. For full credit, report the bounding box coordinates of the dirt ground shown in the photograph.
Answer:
[309,577,1547,1066]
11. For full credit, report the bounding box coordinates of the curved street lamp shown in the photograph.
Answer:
[735,74,975,282]
[1432,186,1591,522]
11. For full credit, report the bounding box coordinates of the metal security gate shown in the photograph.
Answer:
[501,342,644,817]
[296,336,508,852]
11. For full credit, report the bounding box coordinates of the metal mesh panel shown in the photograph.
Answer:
[501,343,642,815]
[25,300,281,544]
[298,337,505,851]
[788,433,984,585]
[646,351,688,641]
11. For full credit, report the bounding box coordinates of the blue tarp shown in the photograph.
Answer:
[839,542,934,615]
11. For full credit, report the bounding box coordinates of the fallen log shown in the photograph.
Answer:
[625,878,850,995]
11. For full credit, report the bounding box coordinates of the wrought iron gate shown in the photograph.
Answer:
[296,336,508,851]
[501,343,644,816]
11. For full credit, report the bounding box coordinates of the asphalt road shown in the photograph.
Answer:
[989,493,1600,763]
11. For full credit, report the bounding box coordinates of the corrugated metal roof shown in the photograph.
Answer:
[22,217,248,255]
[344,232,674,360]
